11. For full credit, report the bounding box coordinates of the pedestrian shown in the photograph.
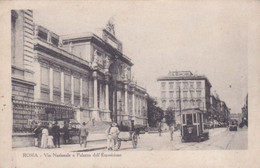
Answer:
[47,123,54,148]
[158,122,162,137]
[79,122,88,148]
[41,124,49,148]
[110,122,120,151]
[52,121,61,148]
[63,124,70,144]
[33,122,43,147]
[169,124,174,141]
[105,124,112,150]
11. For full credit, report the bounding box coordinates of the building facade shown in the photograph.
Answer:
[210,93,230,126]
[11,10,148,133]
[157,71,212,125]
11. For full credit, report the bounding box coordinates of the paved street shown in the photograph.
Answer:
[14,127,247,152]
[95,127,247,151]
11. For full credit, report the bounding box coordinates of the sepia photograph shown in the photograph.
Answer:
[1,1,260,168]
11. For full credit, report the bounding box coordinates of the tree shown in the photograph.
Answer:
[147,96,164,127]
[164,107,175,126]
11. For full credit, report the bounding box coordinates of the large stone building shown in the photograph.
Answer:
[11,10,148,133]
[157,71,212,125]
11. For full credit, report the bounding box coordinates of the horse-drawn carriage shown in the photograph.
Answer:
[116,120,140,149]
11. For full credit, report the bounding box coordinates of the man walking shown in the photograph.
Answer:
[110,123,120,151]
[79,122,88,148]
[52,121,61,148]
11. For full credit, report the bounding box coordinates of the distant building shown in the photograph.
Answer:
[157,71,212,124]
[210,92,230,125]
[11,10,148,133]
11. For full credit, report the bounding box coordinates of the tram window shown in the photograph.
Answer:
[187,114,193,125]
[182,114,186,124]
[193,113,197,123]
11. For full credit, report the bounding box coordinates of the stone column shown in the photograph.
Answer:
[71,74,74,104]
[124,84,128,119]
[93,72,98,109]
[34,61,41,101]
[49,67,53,101]
[61,71,64,103]
[92,71,99,121]
[99,83,103,110]
[80,78,83,106]
[132,88,136,121]
[105,83,109,110]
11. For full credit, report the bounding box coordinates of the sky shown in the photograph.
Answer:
[33,1,248,114]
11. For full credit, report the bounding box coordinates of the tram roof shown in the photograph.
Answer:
[181,108,203,114]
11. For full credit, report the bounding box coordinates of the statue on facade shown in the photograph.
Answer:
[58,37,63,47]
[92,50,99,69]
[124,66,128,80]
[106,18,115,35]
[104,55,111,71]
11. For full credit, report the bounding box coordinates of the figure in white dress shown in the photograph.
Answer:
[41,125,49,148]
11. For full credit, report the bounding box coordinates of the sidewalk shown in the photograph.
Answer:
[13,140,107,152]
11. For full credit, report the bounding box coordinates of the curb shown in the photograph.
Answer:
[72,146,107,152]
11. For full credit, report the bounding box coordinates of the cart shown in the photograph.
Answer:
[116,120,139,149]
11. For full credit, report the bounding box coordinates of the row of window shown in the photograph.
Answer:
[161,81,202,90]
[161,90,202,98]
[161,99,203,109]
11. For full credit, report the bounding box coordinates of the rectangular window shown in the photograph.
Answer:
[161,91,166,98]
[83,78,88,96]
[183,100,188,108]
[169,91,174,98]
[169,100,174,108]
[196,90,201,98]
[190,90,194,98]
[183,82,188,89]
[64,74,71,92]
[74,77,80,94]
[161,82,166,90]
[53,70,61,90]
[193,113,197,123]
[186,114,193,125]
[41,66,49,86]
[196,81,202,88]
[169,82,174,90]
[162,100,166,109]
[176,82,181,89]
[183,91,188,98]
[190,82,194,89]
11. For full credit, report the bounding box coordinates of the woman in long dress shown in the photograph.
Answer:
[41,126,49,148]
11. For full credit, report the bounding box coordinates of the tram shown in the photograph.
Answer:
[181,108,209,142]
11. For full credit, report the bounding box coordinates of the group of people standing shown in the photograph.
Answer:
[33,121,70,149]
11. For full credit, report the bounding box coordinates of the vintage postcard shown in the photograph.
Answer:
[0,1,260,168]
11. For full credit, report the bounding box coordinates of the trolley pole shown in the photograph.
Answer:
[179,86,182,136]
